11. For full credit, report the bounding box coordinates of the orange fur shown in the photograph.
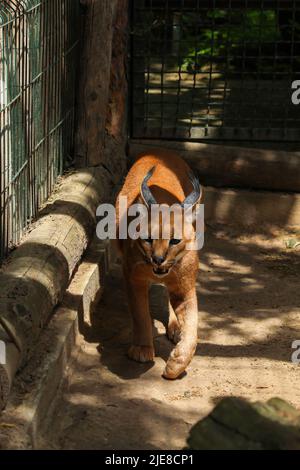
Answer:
[116,149,201,379]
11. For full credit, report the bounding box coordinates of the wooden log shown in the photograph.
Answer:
[75,0,118,166]
[103,0,129,178]
[75,1,128,171]
[0,166,113,410]
[187,397,300,450]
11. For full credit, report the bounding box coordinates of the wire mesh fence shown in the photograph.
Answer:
[0,0,80,263]
[131,0,300,142]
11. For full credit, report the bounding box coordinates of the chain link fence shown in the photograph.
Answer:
[0,0,80,263]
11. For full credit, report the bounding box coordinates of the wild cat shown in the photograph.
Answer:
[116,149,203,379]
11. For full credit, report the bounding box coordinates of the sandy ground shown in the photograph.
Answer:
[41,225,300,450]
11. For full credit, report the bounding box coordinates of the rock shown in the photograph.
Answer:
[187,397,300,450]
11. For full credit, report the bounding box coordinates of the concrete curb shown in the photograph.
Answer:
[204,186,300,229]
[129,140,300,229]
[129,139,300,192]
[0,238,113,449]
[0,165,113,410]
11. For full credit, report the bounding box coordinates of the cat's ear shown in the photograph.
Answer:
[140,167,157,208]
[181,171,202,208]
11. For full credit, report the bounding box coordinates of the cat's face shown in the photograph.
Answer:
[137,212,196,277]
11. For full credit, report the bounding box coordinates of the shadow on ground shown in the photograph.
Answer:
[41,225,300,450]
[84,225,300,373]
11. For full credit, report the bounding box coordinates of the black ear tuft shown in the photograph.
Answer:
[140,166,157,207]
[182,171,202,207]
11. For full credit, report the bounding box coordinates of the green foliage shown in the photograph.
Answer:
[179,9,280,72]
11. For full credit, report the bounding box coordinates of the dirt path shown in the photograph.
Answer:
[41,225,300,450]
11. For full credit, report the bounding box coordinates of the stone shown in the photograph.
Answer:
[187,397,300,450]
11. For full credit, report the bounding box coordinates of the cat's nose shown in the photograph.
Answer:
[152,255,164,266]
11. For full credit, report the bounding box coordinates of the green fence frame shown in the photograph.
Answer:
[0,0,81,262]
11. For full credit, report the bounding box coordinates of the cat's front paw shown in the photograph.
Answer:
[127,345,155,363]
[163,354,185,380]
[163,342,196,379]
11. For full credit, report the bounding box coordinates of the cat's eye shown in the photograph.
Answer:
[144,238,153,244]
[169,238,181,246]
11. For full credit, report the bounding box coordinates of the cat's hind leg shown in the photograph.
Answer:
[125,276,154,363]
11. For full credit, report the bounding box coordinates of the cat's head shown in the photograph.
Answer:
[137,167,203,278]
